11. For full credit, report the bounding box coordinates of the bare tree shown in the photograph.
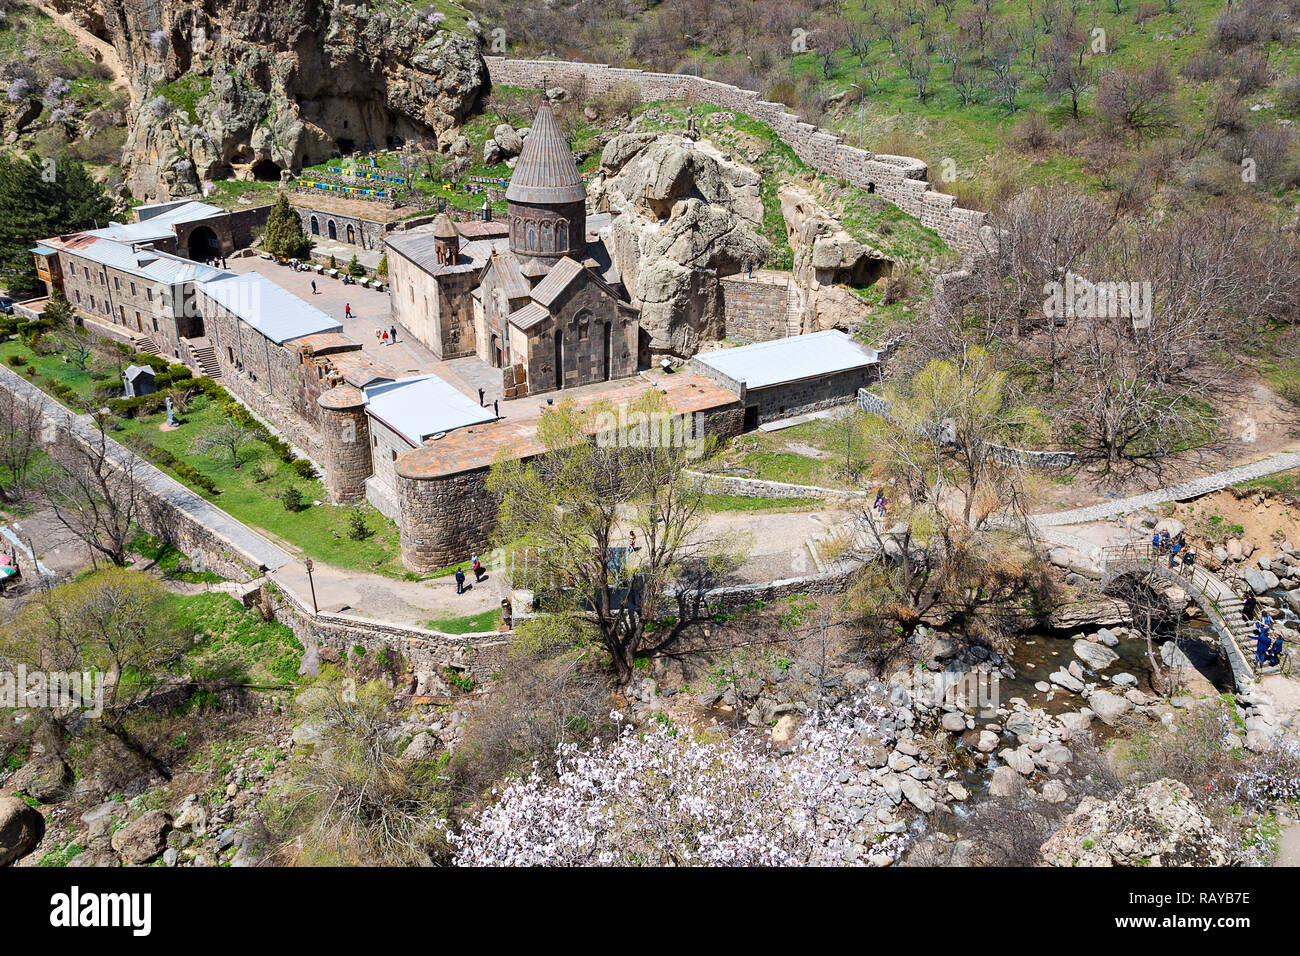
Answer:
[189,419,261,469]
[45,414,148,567]
[0,390,42,502]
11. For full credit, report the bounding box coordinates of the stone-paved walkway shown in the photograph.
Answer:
[0,366,293,575]
[1031,451,1300,527]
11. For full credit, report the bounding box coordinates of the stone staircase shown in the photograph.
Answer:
[184,337,222,381]
[133,333,163,357]
[1216,593,1286,678]
[785,282,803,337]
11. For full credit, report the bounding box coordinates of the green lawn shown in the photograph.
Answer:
[424,608,502,634]
[707,411,879,489]
[169,590,304,685]
[1,336,409,577]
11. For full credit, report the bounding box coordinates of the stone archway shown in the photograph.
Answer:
[187,225,220,261]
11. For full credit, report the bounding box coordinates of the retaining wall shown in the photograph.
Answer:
[487,57,988,252]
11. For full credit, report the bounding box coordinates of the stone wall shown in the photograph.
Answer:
[295,203,388,251]
[396,465,492,571]
[855,388,1079,470]
[318,388,372,503]
[689,471,868,501]
[747,367,876,424]
[486,57,988,252]
[721,276,790,343]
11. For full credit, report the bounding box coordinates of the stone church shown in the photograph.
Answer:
[386,100,638,398]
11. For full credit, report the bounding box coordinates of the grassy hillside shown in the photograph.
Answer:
[467,0,1300,216]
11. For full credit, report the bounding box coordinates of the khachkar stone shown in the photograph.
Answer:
[318,386,372,503]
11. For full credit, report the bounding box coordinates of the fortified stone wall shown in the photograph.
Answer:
[319,388,373,503]
[721,276,790,343]
[396,466,492,571]
[486,57,988,252]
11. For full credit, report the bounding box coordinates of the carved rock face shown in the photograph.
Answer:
[111,2,487,199]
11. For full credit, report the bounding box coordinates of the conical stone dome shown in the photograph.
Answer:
[505,101,587,205]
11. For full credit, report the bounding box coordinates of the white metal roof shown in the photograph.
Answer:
[693,329,878,390]
[87,201,224,244]
[198,272,342,344]
[361,374,495,446]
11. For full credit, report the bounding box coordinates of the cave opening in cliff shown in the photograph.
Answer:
[251,159,282,182]
[337,138,355,155]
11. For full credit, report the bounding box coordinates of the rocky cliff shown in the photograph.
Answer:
[590,133,769,359]
[41,0,488,200]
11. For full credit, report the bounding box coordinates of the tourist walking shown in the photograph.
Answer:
[1182,549,1195,571]
[311,280,317,294]
[472,555,484,582]
[1267,633,1284,667]
[873,491,887,519]
[629,530,637,552]
[493,399,499,418]
[1256,624,1272,667]
[454,567,466,595]
[390,325,398,344]
[1243,592,1258,620]
[1168,538,1181,568]
[345,303,352,319]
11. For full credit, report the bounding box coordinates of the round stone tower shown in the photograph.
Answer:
[505,99,587,261]
[318,386,372,503]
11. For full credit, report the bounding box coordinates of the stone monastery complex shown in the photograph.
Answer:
[31,100,881,572]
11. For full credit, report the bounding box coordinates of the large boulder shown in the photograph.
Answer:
[6,755,71,804]
[493,123,523,157]
[110,810,173,865]
[591,134,769,358]
[1087,690,1134,726]
[1040,780,1232,866]
[0,797,44,866]
[1073,639,1120,671]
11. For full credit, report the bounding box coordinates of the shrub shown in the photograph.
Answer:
[281,485,306,512]
[290,459,315,479]
[6,354,27,367]
[347,510,371,541]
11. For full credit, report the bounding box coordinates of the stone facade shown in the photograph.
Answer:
[745,367,878,424]
[721,275,791,343]
[387,251,478,360]
[486,57,988,253]
[296,203,387,250]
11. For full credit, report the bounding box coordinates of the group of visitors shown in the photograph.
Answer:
[1152,530,1195,571]
[454,556,488,595]
[371,325,398,345]
[1254,612,1284,668]
[873,491,888,519]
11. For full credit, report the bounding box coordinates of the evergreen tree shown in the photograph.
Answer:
[347,253,365,278]
[0,155,113,299]
[376,254,388,279]
[42,291,76,327]
[262,192,313,259]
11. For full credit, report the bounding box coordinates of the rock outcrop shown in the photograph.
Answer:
[591,133,769,359]
[46,0,488,199]
[0,797,44,867]
[1040,779,1233,866]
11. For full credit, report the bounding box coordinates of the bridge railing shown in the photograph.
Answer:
[1100,543,1261,685]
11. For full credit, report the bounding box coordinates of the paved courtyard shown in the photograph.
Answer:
[222,255,505,404]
